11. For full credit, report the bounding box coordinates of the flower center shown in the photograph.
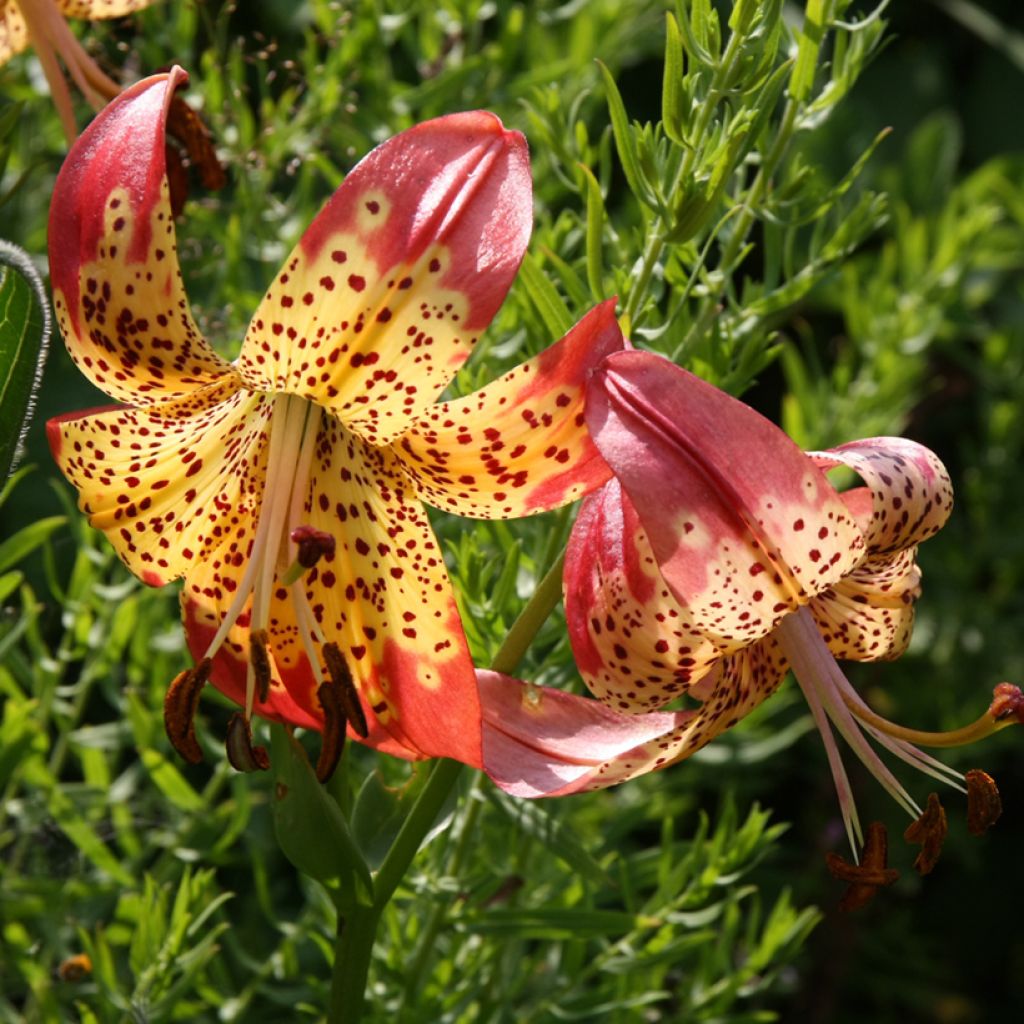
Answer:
[202,393,326,720]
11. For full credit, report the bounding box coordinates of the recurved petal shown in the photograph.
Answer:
[47,377,268,586]
[587,351,864,650]
[48,67,233,406]
[810,437,953,555]
[57,1,163,17]
[296,415,484,765]
[811,547,921,662]
[395,300,623,519]
[236,112,532,446]
[481,636,786,797]
[564,480,719,711]
[0,1,28,66]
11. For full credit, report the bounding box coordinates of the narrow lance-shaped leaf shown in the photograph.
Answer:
[0,241,50,484]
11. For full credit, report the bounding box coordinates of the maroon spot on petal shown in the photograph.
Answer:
[348,274,366,292]
[331,249,347,264]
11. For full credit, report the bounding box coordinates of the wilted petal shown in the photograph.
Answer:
[396,300,623,518]
[810,437,953,555]
[47,379,270,586]
[587,351,864,650]
[564,480,719,711]
[236,111,531,446]
[48,67,233,405]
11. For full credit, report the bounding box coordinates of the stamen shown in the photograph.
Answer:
[314,680,347,784]
[903,793,947,876]
[250,629,273,705]
[225,713,270,772]
[163,659,212,764]
[965,769,1002,836]
[323,642,369,738]
[826,822,899,912]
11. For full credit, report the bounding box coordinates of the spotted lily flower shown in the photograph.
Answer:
[484,350,1018,867]
[0,0,162,141]
[47,67,624,776]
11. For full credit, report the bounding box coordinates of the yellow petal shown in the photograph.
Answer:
[0,1,28,66]
[235,112,532,446]
[395,300,623,518]
[57,0,164,18]
[48,377,272,586]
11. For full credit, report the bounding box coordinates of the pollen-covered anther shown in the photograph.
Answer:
[903,793,948,876]
[225,713,271,773]
[315,679,347,784]
[250,628,273,704]
[965,768,1002,836]
[826,821,899,912]
[323,641,369,739]
[282,526,337,584]
[988,683,1024,724]
[163,658,213,764]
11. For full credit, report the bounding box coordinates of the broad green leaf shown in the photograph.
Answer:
[0,242,50,484]
[0,515,66,575]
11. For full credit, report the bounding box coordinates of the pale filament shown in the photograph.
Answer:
[17,0,122,142]
[774,605,955,858]
[202,394,323,719]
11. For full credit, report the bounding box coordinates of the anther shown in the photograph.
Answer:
[826,822,899,912]
[965,769,1002,836]
[315,680,347,784]
[282,526,336,585]
[225,713,270,772]
[903,793,947,876]
[163,658,212,764]
[323,641,369,738]
[250,628,273,704]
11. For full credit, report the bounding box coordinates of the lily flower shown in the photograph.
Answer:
[47,67,625,777]
[482,350,1018,875]
[1,0,163,142]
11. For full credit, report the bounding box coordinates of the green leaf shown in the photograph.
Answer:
[0,242,51,485]
[518,254,574,337]
[0,515,66,575]
[596,61,654,211]
[269,724,373,903]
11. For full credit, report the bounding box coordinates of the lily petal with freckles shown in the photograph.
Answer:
[48,67,623,775]
[480,350,1017,877]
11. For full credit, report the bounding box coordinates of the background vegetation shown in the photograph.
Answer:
[1,0,1022,1021]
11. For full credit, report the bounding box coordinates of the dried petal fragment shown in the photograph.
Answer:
[903,792,948,876]
[965,769,1002,836]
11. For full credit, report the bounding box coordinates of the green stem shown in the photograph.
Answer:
[326,547,569,1022]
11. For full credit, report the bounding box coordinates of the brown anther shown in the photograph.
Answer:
[965,768,1002,836]
[315,679,347,784]
[290,525,337,569]
[988,683,1024,724]
[323,642,369,738]
[250,628,273,704]
[903,793,948,876]
[57,953,93,983]
[163,659,212,764]
[826,822,899,912]
[165,92,227,217]
[225,713,270,773]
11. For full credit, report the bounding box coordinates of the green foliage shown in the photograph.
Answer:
[1,0,1023,1021]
